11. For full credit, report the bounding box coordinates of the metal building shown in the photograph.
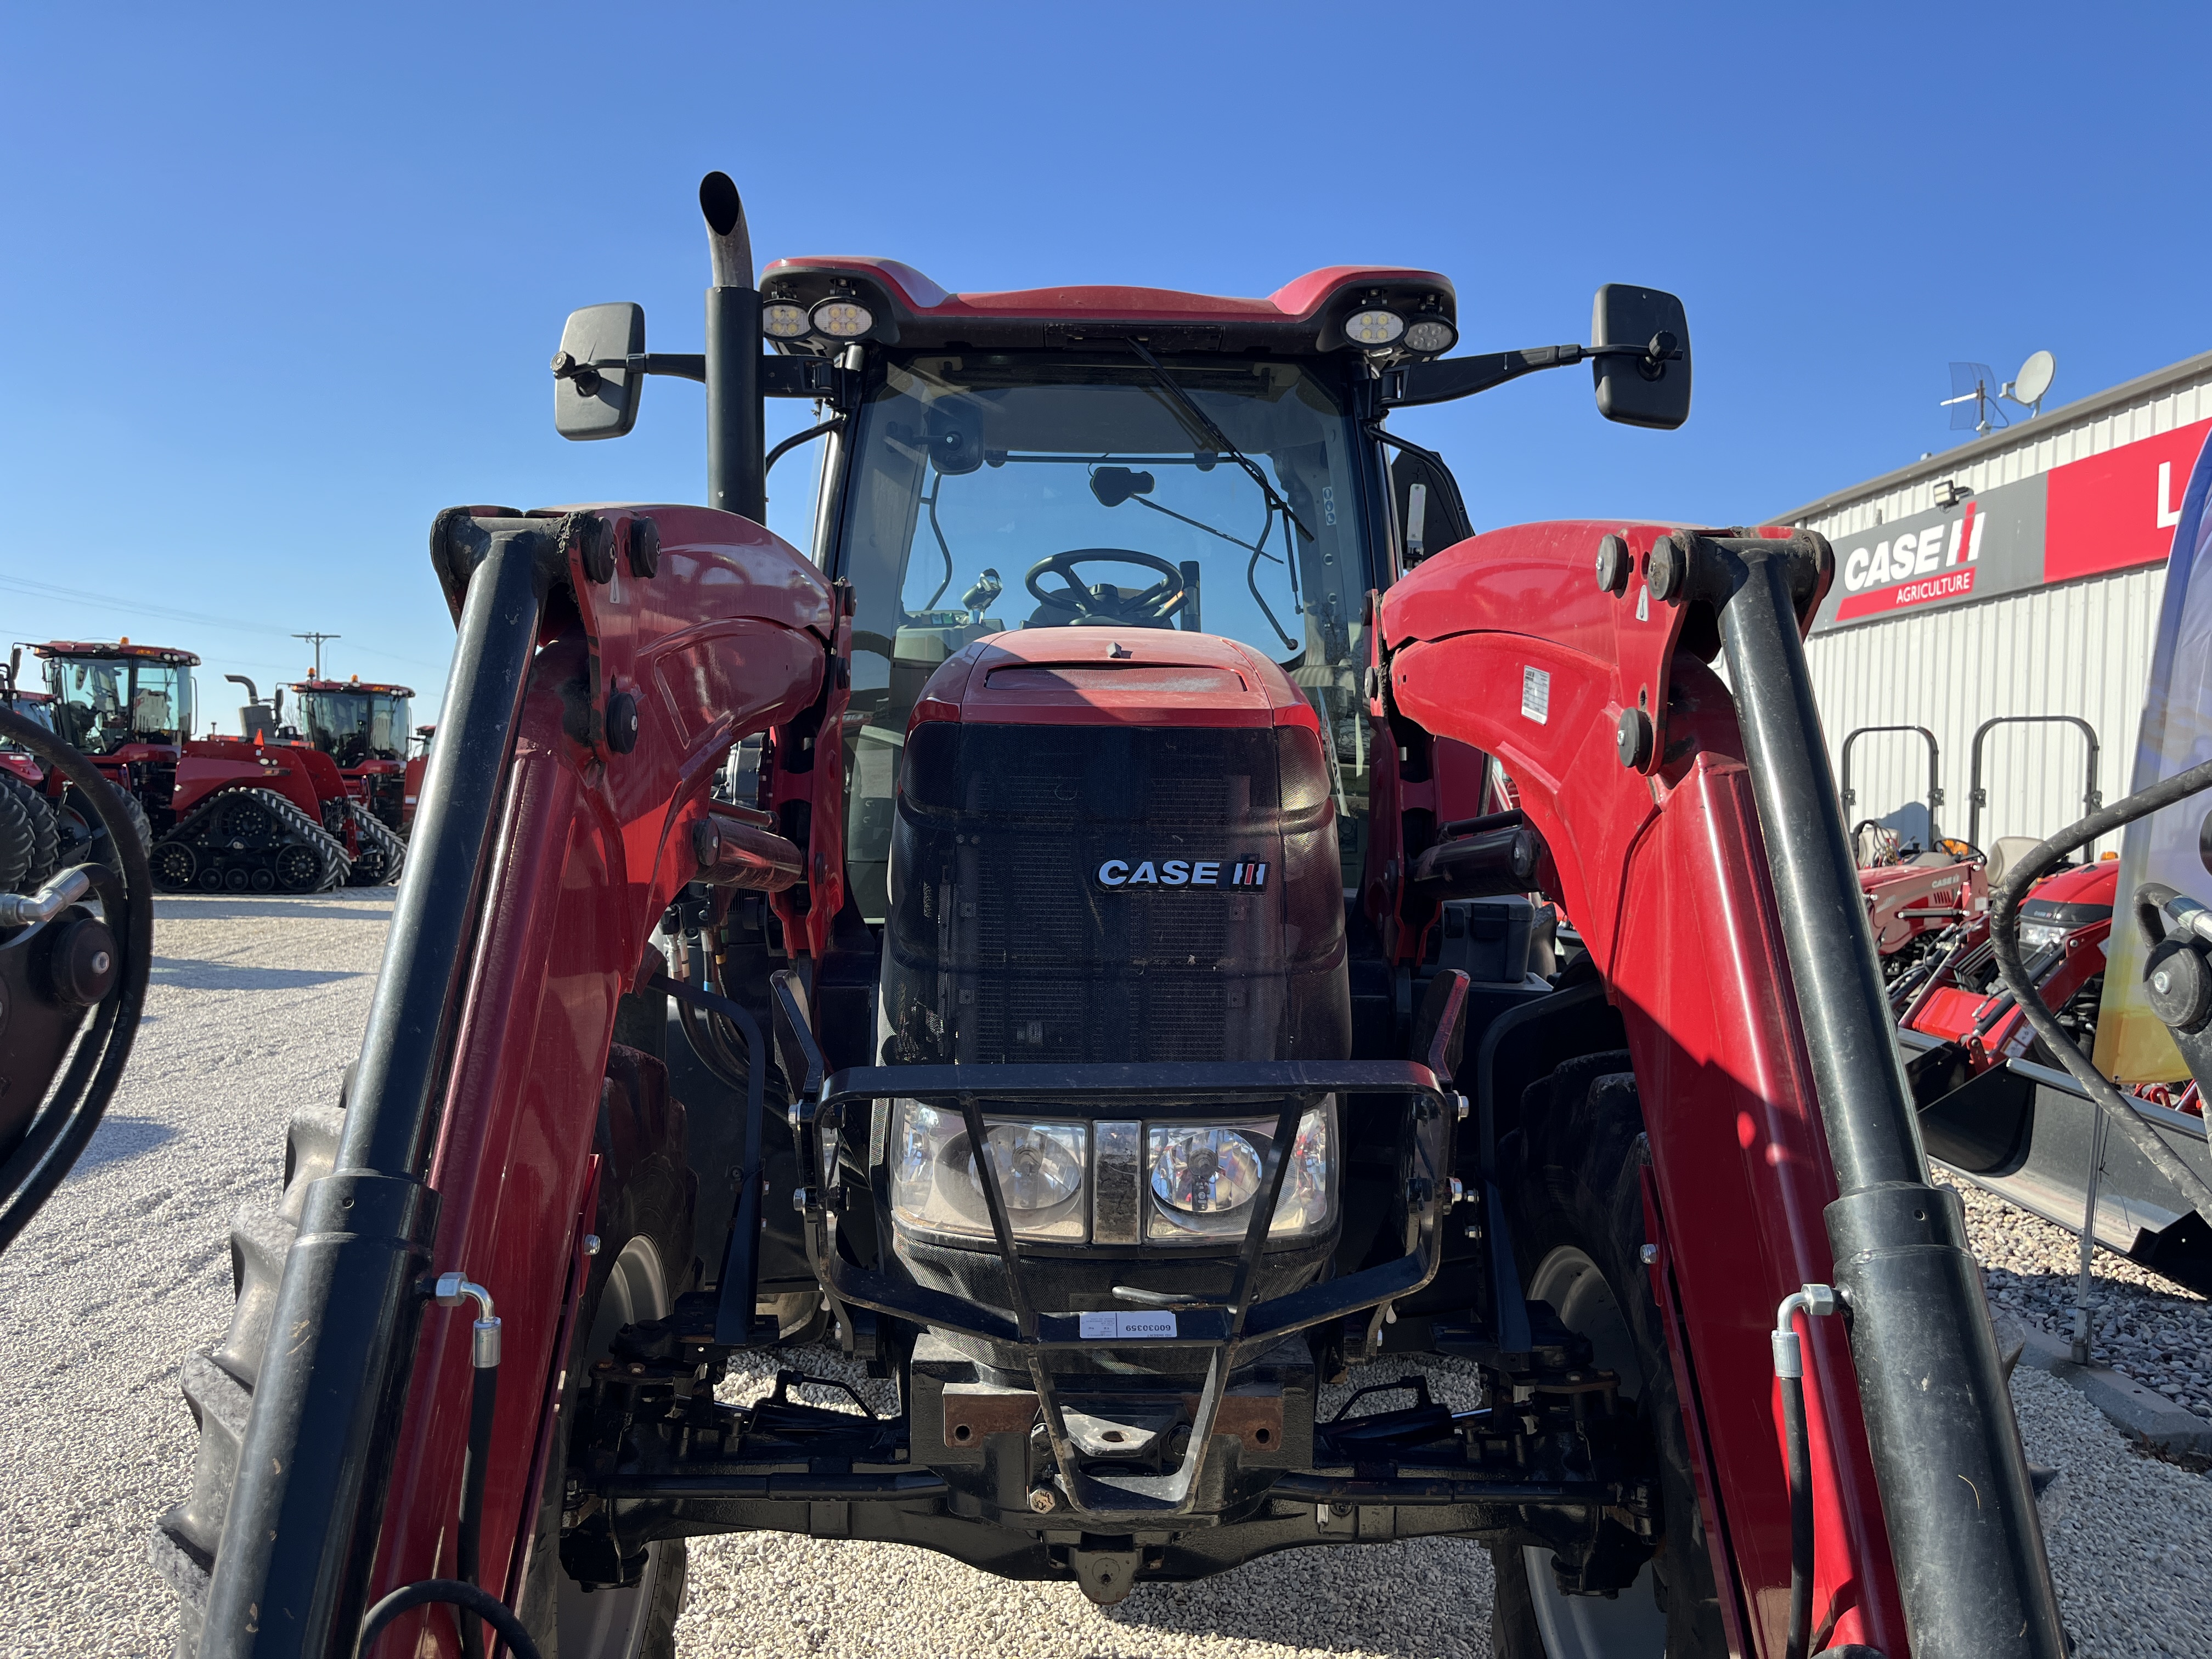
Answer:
[1780,349,2212,854]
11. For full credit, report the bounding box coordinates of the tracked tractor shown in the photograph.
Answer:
[290,675,417,838]
[117,172,2106,1659]
[22,641,393,894]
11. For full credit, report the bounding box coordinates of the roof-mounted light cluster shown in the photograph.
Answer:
[1341,296,1456,359]
[761,293,876,344]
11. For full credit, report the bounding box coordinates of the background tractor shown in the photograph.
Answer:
[288,674,416,837]
[16,642,401,894]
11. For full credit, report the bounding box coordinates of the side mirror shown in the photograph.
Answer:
[554,302,646,440]
[1591,285,1691,430]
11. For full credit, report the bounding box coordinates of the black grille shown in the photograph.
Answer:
[884,721,1348,1068]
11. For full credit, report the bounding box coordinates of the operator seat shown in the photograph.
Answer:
[1985,836,2041,888]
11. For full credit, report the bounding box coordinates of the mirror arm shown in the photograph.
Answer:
[553,350,855,404]
[1382,334,1682,409]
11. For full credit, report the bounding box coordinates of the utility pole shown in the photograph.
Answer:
[293,632,340,678]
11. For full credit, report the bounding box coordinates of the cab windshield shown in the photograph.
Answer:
[300,692,410,765]
[835,351,1375,919]
[44,657,192,754]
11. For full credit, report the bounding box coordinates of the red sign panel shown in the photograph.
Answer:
[2043,415,2212,583]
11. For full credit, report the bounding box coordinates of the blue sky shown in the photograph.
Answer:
[4,2,2207,724]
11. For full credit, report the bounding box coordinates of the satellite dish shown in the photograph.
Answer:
[2009,349,2056,414]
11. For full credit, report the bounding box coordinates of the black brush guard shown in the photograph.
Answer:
[770,973,1455,1526]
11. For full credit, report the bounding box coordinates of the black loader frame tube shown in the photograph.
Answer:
[202,521,571,1658]
[1701,532,2064,1659]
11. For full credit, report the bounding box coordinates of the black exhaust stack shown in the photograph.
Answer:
[700,172,765,524]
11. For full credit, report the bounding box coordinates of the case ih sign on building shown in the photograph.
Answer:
[1813,411,2211,633]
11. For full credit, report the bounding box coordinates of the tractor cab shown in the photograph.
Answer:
[758,259,1470,919]
[290,676,415,831]
[35,639,197,760]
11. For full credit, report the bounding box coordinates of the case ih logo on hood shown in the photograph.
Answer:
[1096,859,1267,889]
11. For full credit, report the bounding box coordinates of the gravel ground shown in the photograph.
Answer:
[0,891,393,1658]
[1,895,2206,1658]
[1938,1169,2212,1421]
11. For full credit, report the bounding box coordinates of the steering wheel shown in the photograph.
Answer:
[1024,549,1189,627]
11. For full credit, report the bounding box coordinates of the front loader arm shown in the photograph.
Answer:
[202,505,838,1658]
[1376,523,2063,1659]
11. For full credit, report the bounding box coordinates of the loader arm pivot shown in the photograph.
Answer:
[200,504,840,1658]
[1377,521,2065,1659]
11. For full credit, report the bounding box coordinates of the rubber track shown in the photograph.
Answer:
[0,773,60,889]
[151,786,352,894]
[150,1101,345,1657]
[343,798,407,887]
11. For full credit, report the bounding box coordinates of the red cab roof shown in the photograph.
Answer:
[292,678,416,697]
[760,257,1455,357]
[35,639,201,666]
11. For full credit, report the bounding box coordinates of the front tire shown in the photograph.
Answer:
[514,1054,696,1659]
[1491,1054,1726,1659]
[153,1051,695,1659]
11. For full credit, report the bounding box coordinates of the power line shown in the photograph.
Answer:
[0,574,445,673]
[293,631,341,677]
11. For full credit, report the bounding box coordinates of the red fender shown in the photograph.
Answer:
[172,738,338,822]
[1378,521,1905,1659]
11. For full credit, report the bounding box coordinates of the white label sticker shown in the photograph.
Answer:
[1521,666,1550,725]
[1636,584,1650,622]
[1078,1310,1179,1340]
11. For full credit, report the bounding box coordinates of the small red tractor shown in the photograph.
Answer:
[1897,849,2212,1292]
[21,171,2178,1659]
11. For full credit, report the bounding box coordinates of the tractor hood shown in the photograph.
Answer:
[908,629,1322,733]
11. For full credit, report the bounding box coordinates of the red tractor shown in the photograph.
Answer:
[16,642,402,894]
[0,657,61,894]
[289,675,418,842]
[100,174,2089,1659]
[405,724,435,832]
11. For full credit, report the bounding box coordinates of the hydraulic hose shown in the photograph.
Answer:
[354,1582,539,1659]
[1771,1285,1836,1659]
[1986,754,2212,1227]
[453,1362,500,1659]
[358,1276,509,1658]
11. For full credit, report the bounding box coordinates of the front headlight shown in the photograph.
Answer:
[2017,919,2067,955]
[1147,1103,1335,1243]
[892,1103,1089,1242]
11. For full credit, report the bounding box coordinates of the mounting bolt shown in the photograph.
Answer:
[583,1233,602,1257]
[1639,1244,1659,1266]
[1463,1224,1483,1240]
[793,1186,818,1213]
[606,691,640,755]
[1646,532,1689,603]
[626,514,662,578]
[1594,534,1631,596]
[1616,708,1655,771]
[1027,1485,1058,1514]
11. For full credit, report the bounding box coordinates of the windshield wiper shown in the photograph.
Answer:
[1121,338,1314,545]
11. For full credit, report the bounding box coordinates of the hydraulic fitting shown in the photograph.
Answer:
[435,1271,502,1369]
